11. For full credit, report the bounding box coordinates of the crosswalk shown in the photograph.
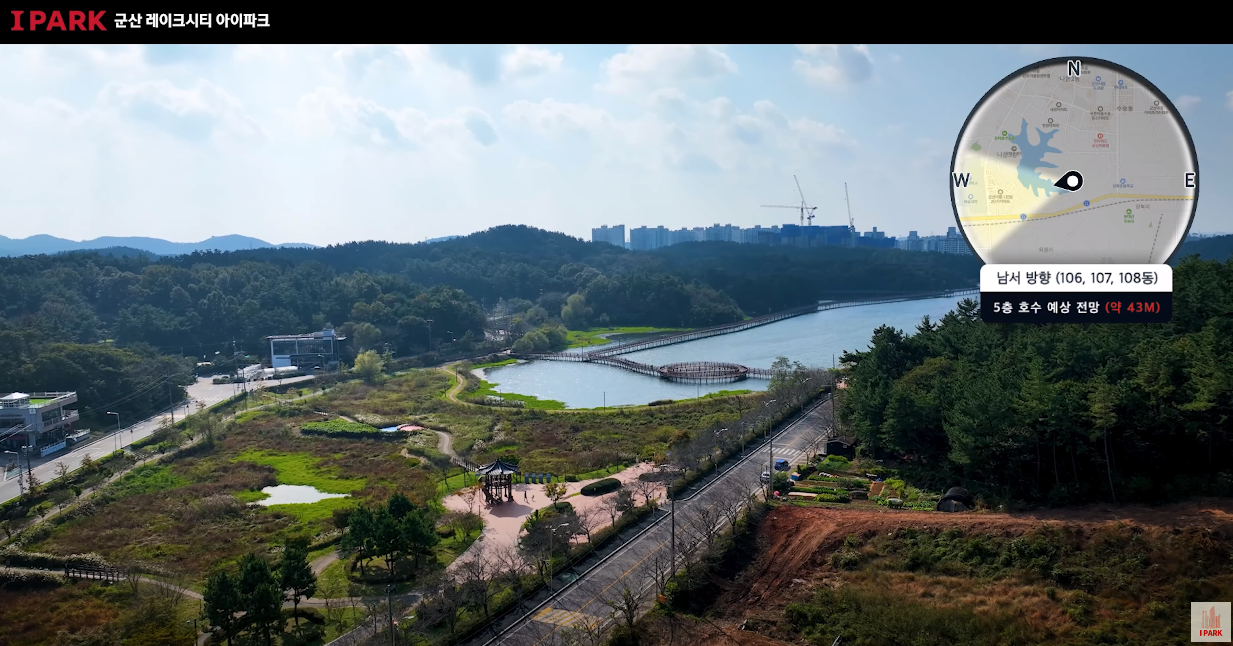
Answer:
[755,447,808,468]
[533,606,605,630]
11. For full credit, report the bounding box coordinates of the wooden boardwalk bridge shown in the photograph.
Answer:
[515,288,976,382]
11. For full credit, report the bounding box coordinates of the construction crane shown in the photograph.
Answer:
[844,182,856,247]
[760,175,817,226]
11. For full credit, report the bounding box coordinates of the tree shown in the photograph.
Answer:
[458,483,480,515]
[203,569,242,646]
[684,503,724,549]
[54,461,70,480]
[353,350,384,384]
[544,480,568,506]
[598,493,622,528]
[630,477,660,509]
[238,553,283,646]
[561,293,592,330]
[51,489,73,513]
[614,489,635,515]
[603,584,644,644]
[279,538,317,626]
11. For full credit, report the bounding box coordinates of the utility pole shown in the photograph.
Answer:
[168,382,175,424]
[386,585,395,646]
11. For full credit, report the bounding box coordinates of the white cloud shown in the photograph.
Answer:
[503,94,851,175]
[888,53,903,63]
[1225,90,1233,110]
[793,44,874,85]
[333,45,433,80]
[291,87,485,153]
[597,45,737,97]
[99,79,265,142]
[503,99,613,136]
[500,46,563,80]
[1175,95,1201,111]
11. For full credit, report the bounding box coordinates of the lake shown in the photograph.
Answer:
[254,484,349,506]
[482,294,970,409]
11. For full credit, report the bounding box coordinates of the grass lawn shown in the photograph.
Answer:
[470,380,565,410]
[575,463,629,480]
[565,326,689,349]
[470,358,516,369]
[233,449,367,494]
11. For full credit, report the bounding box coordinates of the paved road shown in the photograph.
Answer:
[0,375,315,505]
[469,397,833,646]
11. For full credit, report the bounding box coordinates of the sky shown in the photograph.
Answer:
[1,44,1230,246]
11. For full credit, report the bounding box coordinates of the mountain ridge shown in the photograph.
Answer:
[0,234,318,257]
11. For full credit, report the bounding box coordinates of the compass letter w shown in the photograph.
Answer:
[952,172,970,188]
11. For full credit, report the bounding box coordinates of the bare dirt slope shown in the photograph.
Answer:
[728,499,1233,609]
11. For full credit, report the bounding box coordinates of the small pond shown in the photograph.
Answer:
[254,484,349,506]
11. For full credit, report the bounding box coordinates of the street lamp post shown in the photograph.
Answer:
[546,522,569,584]
[425,319,433,353]
[185,618,197,646]
[107,412,120,452]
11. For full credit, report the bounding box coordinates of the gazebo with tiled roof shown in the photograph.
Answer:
[474,458,518,503]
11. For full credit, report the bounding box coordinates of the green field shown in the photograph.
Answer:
[470,358,517,369]
[233,449,367,493]
[565,326,689,349]
[470,380,566,410]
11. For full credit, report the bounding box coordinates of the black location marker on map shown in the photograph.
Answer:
[1053,170,1083,192]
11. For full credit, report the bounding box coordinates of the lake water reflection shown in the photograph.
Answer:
[483,295,969,409]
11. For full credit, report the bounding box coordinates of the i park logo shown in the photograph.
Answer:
[1193,602,1232,642]
[10,10,108,30]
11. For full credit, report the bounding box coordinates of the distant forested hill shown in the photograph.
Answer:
[1175,234,1233,262]
[0,225,978,418]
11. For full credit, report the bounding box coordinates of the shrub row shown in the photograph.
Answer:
[0,546,110,570]
[580,478,622,496]
[805,475,868,490]
[0,569,66,589]
[300,419,397,440]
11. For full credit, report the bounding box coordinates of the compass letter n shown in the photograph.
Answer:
[952,172,970,188]
[1068,60,1081,77]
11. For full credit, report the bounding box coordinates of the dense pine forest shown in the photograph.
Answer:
[838,254,1233,506]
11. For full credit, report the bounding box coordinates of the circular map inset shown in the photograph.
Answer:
[951,57,1198,264]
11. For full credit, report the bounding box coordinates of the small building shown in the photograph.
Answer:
[266,329,346,370]
[824,436,857,459]
[0,391,79,455]
[936,486,974,512]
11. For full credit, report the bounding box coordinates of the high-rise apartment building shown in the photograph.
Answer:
[591,224,626,248]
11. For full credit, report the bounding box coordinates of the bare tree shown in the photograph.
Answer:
[683,504,724,550]
[603,584,644,643]
[576,506,603,542]
[714,486,748,533]
[490,543,531,610]
[598,493,622,528]
[559,610,609,646]
[54,461,70,480]
[459,483,481,514]
[456,545,499,618]
[645,547,675,595]
[630,477,660,510]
